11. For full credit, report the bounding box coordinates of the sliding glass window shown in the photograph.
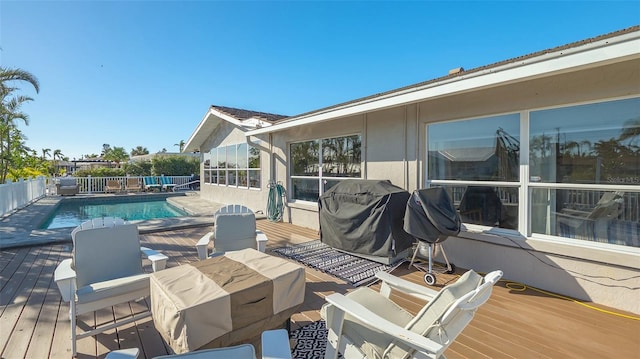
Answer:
[290,134,362,202]
[427,97,639,248]
[529,97,639,247]
[428,114,520,230]
[204,142,261,189]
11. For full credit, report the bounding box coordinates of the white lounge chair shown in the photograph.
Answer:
[54,217,169,357]
[105,329,292,359]
[196,205,268,260]
[322,269,503,359]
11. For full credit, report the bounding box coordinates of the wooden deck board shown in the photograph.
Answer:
[0,220,637,358]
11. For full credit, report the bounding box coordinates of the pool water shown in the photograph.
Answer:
[41,197,189,229]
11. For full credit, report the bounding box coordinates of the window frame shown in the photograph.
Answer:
[289,133,362,204]
[425,95,640,248]
[204,142,261,190]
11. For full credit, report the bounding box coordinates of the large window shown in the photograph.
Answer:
[204,142,261,189]
[290,134,361,202]
[529,97,639,247]
[427,97,640,247]
[428,114,520,230]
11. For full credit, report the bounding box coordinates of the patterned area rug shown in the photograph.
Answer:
[290,320,341,358]
[272,240,403,287]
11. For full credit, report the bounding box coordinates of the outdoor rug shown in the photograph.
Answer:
[290,320,341,358]
[272,240,404,287]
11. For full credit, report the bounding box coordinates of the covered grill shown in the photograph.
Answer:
[318,179,414,264]
[403,187,461,284]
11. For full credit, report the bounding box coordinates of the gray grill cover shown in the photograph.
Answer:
[404,187,461,244]
[318,179,414,258]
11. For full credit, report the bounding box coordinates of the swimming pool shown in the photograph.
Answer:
[40,196,189,229]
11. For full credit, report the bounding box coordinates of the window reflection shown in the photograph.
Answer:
[237,143,248,168]
[428,114,520,181]
[291,140,319,176]
[531,188,639,247]
[290,135,362,201]
[249,146,260,169]
[227,144,237,169]
[436,185,518,230]
[322,135,362,177]
[530,97,640,184]
[292,178,319,202]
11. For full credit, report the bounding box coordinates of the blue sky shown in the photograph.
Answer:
[1,1,638,161]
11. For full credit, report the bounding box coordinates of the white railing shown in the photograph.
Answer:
[61,175,193,194]
[0,176,47,217]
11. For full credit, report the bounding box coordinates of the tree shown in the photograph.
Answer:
[131,146,149,156]
[0,66,39,183]
[174,140,185,152]
[101,144,112,157]
[0,94,32,183]
[41,148,51,160]
[53,149,64,175]
[103,146,129,167]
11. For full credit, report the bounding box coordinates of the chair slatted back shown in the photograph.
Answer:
[386,270,503,359]
[71,218,143,288]
[213,205,257,252]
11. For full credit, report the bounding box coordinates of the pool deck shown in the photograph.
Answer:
[0,192,242,249]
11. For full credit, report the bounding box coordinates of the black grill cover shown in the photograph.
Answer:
[319,179,414,258]
[403,187,461,244]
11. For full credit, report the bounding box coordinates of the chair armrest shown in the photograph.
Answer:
[256,230,268,253]
[196,232,213,260]
[324,293,445,357]
[376,271,438,302]
[140,247,168,272]
[54,259,77,302]
[261,329,292,359]
[105,348,140,359]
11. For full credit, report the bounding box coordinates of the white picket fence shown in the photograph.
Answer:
[0,175,194,217]
[0,176,47,217]
[66,175,192,194]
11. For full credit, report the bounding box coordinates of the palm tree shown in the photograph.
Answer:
[0,95,32,183]
[101,144,112,157]
[103,146,129,168]
[619,117,640,146]
[53,149,64,175]
[0,67,39,183]
[41,148,51,160]
[131,146,149,156]
[174,140,186,152]
[0,67,40,94]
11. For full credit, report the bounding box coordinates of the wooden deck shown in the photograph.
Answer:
[1,220,638,358]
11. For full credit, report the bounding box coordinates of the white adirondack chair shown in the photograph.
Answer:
[322,269,503,359]
[54,217,168,356]
[196,205,268,259]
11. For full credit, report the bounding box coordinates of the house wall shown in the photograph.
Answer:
[196,58,640,313]
[198,121,271,214]
[270,58,640,314]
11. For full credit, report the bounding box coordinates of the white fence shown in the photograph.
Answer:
[0,176,195,217]
[53,175,193,194]
[0,176,47,217]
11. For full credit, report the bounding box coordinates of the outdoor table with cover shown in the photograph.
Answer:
[150,248,305,354]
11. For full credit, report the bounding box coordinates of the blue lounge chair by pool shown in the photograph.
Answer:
[159,176,176,192]
[143,176,162,191]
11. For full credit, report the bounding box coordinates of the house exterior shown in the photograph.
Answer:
[185,26,640,314]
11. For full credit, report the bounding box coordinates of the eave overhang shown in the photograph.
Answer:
[245,29,640,137]
[184,106,274,152]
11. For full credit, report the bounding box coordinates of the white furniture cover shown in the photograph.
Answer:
[151,248,305,354]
